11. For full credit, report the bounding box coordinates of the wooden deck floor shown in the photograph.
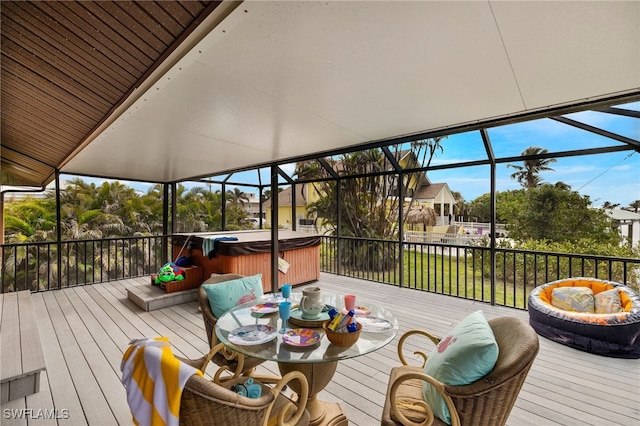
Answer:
[2,273,638,425]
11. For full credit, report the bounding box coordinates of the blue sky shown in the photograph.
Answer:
[66,101,639,208]
[425,101,640,207]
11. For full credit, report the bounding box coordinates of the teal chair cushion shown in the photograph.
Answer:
[422,310,499,425]
[202,274,264,318]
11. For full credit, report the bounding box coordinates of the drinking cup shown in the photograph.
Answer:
[279,301,292,333]
[281,284,292,300]
[344,294,356,311]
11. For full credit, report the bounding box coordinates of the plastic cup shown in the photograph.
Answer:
[279,301,292,333]
[344,294,356,311]
[281,284,292,300]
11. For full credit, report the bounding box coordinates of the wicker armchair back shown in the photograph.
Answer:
[382,316,539,426]
[177,347,308,426]
[198,274,245,348]
[198,274,274,379]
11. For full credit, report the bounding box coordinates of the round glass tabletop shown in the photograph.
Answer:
[215,292,399,364]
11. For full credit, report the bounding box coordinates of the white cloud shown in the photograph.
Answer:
[445,176,488,184]
[278,163,297,177]
[611,164,633,172]
[552,165,597,175]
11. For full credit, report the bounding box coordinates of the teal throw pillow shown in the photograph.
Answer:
[202,274,264,318]
[422,310,499,425]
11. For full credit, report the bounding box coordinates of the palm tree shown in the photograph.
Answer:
[404,137,446,212]
[451,190,465,218]
[507,146,557,189]
[409,137,446,168]
[59,180,134,238]
[628,200,640,213]
[175,185,211,232]
[552,181,572,191]
[3,198,57,242]
[602,201,620,209]
[226,187,249,208]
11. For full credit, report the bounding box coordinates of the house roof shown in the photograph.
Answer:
[414,183,448,201]
[605,209,640,221]
[2,1,639,188]
[262,185,307,209]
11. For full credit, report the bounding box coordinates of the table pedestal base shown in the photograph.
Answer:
[307,400,347,426]
[278,361,348,426]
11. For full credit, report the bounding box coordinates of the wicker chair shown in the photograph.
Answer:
[381,316,539,426]
[177,344,310,426]
[198,274,276,380]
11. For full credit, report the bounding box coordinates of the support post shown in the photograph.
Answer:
[398,170,405,288]
[481,129,496,305]
[270,166,279,292]
[0,192,4,245]
[291,183,296,231]
[171,182,177,234]
[336,180,341,276]
[221,183,226,230]
[162,183,169,264]
[55,170,62,289]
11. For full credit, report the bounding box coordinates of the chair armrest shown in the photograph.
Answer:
[180,343,245,382]
[389,370,461,426]
[397,330,441,367]
[264,371,309,426]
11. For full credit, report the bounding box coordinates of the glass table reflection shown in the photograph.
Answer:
[215,292,398,426]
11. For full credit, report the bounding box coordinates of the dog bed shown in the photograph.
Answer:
[528,277,640,358]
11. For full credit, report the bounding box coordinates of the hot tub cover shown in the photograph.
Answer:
[528,277,640,359]
[173,230,321,257]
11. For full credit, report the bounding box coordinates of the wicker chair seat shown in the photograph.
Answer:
[382,365,448,426]
[208,349,265,373]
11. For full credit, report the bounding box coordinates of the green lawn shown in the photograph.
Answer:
[321,243,530,309]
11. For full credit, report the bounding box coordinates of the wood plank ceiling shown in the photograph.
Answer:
[1,0,219,187]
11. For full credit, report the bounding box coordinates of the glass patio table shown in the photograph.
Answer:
[215,292,399,426]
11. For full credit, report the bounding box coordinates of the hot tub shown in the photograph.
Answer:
[172,230,320,293]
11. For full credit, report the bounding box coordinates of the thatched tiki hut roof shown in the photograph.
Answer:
[405,207,437,228]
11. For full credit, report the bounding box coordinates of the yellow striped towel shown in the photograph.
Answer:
[121,337,203,426]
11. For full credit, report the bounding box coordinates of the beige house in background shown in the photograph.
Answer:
[262,150,457,230]
[392,150,457,224]
[263,184,318,228]
[412,177,457,224]
[606,208,640,247]
[263,176,457,229]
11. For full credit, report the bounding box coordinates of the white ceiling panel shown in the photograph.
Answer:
[492,1,640,109]
[64,1,640,184]
[195,1,524,139]
[71,117,272,182]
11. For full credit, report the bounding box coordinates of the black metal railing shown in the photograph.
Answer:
[1,235,170,293]
[319,235,640,310]
[3,235,639,312]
